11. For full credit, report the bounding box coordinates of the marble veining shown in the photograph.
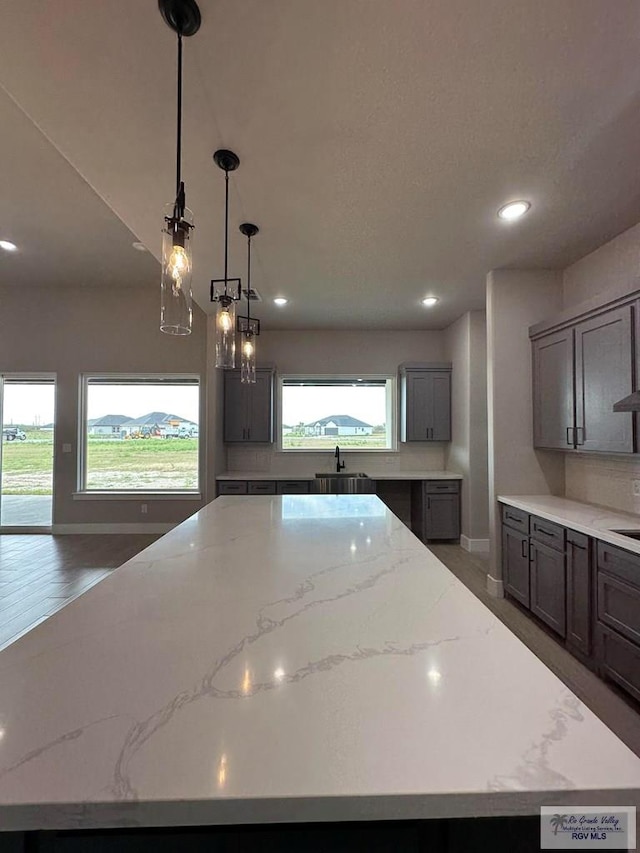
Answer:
[499,494,640,555]
[0,495,639,831]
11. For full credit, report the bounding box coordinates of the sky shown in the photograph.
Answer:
[2,383,199,426]
[281,386,386,427]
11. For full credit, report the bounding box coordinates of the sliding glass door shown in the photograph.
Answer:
[0,375,55,529]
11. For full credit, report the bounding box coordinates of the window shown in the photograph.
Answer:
[280,376,395,451]
[81,376,200,492]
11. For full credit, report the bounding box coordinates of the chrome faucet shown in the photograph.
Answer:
[335,445,346,473]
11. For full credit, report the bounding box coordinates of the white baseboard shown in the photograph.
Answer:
[486,574,504,598]
[460,535,490,554]
[52,523,175,535]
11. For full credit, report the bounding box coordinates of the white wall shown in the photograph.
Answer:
[486,270,565,592]
[226,330,450,475]
[444,310,489,545]
[562,220,640,513]
[0,285,217,528]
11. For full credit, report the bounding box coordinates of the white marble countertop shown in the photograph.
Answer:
[217,470,463,481]
[1,495,639,832]
[499,495,640,556]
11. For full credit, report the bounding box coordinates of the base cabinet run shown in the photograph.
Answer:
[411,480,460,542]
[501,502,640,703]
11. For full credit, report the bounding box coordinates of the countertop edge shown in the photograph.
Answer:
[3,787,639,832]
[498,495,640,555]
[217,471,464,481]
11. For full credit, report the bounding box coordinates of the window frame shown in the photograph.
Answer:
[277,374,397,453]
[77,373,202,496]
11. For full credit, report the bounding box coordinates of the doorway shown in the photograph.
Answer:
[0,375,55,530]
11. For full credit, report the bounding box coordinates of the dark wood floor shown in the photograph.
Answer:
[430,544,640,760]
[0,534,159,650]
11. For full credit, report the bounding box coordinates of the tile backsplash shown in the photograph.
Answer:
[225,444,447,475]
[565,454,640,515]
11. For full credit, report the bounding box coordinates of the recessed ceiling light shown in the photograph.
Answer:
[273,297,288,306]
[0,240,18,252]
[421,296,439,307]
[497,200,531,221]
[132,241,147,252]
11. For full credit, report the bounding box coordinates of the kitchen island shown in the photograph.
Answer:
[1,495,639,849]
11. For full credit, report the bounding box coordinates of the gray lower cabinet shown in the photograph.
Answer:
[530,538,566,637]
[247,481,276,495]
[218,479,311,496]
[276,480,311,494]
[502,523,530,608]
[224,368,274,443]
[566,530,592,656]
[400,364,451,442]
[410,480,460,541]
[217,481,248,495]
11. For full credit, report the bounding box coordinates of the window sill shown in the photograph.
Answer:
[73,491,202,501]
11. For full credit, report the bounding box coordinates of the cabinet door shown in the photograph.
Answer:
[566,531,592,656]
[424,493,459,539]
[530,539,566,637]
[575,305,634,453]
[502,526,530,607]
[532,329,575,449]
[404,371,451,441]
[245,370,273,443]
[223,371,247,442]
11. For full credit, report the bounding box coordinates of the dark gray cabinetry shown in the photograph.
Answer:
[531,303,635,453]
[595,541,640,701]
[574,306,634,453]
[276,480,311,494]
[218,479,311,496]
[248,481,277,495]
[532,329,574,450]
[223,369,274,443]
[410,480,460,541]
[502,523,530,607]
[530,534,566,637]
[566,530,592,657]
[400,364,451,442]
[217,481,248,495]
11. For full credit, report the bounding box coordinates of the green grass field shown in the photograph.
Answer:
[282,434,387,449]
[1,434,199,493]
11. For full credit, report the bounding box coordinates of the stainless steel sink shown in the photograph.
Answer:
[610,529,640,540]
[313,472,375,494]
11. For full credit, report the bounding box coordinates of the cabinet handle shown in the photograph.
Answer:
[576,426,585,446]
[529,541,535,561]
[247,428,251,440]
[427,497,431,510]
[568,539,587,551]
[521,538,527,558]
[505,512,520,522]
[535,526,555,538]
[566,427,572,446]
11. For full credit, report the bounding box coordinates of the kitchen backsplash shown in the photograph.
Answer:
[565,454,640,515]
[226,444,447,475]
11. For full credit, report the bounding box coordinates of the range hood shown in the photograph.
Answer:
[613,391,640,412]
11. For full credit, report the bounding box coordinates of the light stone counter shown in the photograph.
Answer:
[217,470,463,480]
[499,495,640,556]
[0,495,639,832]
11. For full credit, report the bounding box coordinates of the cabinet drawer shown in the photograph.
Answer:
[248,481,277,495]
[597,541,640,587]
[530,516,565,551]
[596,624,640,703]
[425,480,460,494]
[597,570,640,646]
[277,481,310,494]
[217,481,248,495]
[501,504,529,535]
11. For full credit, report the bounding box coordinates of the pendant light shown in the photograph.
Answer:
[238,223,260,384]
[210,149,242,368]
[159,0,201,336]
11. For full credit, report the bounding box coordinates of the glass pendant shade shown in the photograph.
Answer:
[215,299,236,368]
[160,204,194,335]
[240,332,257,384]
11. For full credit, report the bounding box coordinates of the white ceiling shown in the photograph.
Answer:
[1,1,640,329]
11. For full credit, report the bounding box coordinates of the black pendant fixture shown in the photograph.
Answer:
[159,0,201,336]
[210,149,242,368]
[238,223,260,384]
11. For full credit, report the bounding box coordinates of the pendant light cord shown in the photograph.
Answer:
[176,32,183,200]
[246,233,252,323]
[224,169,230,296]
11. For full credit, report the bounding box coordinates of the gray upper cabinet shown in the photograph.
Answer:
[531,301,636,453]
[400,364,451,442]
[574,306,634,453]
[532,328,574,449]
[223,368,274,443]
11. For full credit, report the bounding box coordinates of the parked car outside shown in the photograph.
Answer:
[3,427,27,441]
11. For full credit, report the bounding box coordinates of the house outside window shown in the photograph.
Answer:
[280,376,396,451]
